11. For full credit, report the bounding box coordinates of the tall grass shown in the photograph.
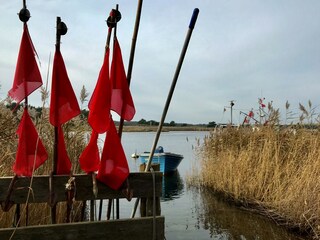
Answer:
[0,100,90,227]
[189,102,320,238]
[191,126,320,238]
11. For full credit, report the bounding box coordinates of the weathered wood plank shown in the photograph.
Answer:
[0,216,165,240]
[0,173,162,204]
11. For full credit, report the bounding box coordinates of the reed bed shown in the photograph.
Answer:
[0,101,90,227]
[189,125,320,238]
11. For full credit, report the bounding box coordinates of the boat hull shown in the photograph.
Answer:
[139,152,183,174]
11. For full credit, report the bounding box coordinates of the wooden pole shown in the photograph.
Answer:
[145,8,199,173]
[106,4,120,220]
[131,8,199,218]
[50,16,63,224]
[117,0,143,137]
[111,0,143,220]
[53,17,62,174]
[15,0,29,227]
[139,164,160,217]
[98,9,115,221]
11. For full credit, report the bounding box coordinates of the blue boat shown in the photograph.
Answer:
[139,146,184,174]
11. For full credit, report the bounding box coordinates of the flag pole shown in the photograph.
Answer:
[117,0,143,137]
[105,4,121,220]
[109,0,143,220]
[97,8,120,221]
[12,0,31,226]
[53,16,67,174]
[22,0,29,110]
[50,17,68,224]
[130,8,199,218]
[20,0,27,227]
[53,17,61,175]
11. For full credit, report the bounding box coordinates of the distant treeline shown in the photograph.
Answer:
[5,103,217,127]
[131,118,216,128]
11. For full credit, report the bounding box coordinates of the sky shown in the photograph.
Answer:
[0,1,320,124]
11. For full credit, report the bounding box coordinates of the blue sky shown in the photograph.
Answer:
[1,1,320,124]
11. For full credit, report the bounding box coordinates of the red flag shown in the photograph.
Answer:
[248,110,254,118]
[50,51,80,126]
[13,109,48,176]
[88,49,112,133]
[259,98,266,108]
[8,25,42,104]
[97,119,129,190]
[243,116,249,124]
[110,38,135,121]
[56,126,71,175]
[79,130,100,173]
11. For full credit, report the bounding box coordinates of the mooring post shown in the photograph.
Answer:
[139,163,161,217]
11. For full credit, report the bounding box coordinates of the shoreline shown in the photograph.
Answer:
[121,125,210,132]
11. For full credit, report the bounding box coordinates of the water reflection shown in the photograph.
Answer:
[119,132,307,239]
[162,171,184,201]
[190,187,306,240]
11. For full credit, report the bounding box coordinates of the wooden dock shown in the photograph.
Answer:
[0,172,164,240]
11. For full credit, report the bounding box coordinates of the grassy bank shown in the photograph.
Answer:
[189,126,320,239]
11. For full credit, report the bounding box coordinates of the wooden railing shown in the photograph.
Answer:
[0,172,164,240]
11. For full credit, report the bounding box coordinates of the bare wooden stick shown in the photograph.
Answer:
[131,8,199,218]
[98,9,115,221]
[117,0,143,137]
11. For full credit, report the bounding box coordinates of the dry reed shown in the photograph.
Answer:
[190,125,320,238]
[0,100,90,227]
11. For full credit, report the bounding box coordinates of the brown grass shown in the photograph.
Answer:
[0,102,90,227]
[189,125,320,238]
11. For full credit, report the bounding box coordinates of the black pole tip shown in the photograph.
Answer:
[18,8,30,23]
[189,8,199,29]
[106,9,121,28]
[57,21,68,35]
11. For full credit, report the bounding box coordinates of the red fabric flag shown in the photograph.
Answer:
[50,51,80,126]
[259,98,266,108]
[97,119,129,190]
[8,25,42,104]
[243,116,249,124]
[56,126,71,175]
[248,111,254,118]
[79,130,100,173]
[13,109,48,176]
[110,38,135,121]
[88,49,111,133]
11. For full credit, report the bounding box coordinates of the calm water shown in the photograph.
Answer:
[100,131,305,240]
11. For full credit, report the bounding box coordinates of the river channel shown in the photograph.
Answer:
[100,131,305,240]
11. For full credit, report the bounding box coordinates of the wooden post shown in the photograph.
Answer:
[139,163,161,217]
[0,173,164,240]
